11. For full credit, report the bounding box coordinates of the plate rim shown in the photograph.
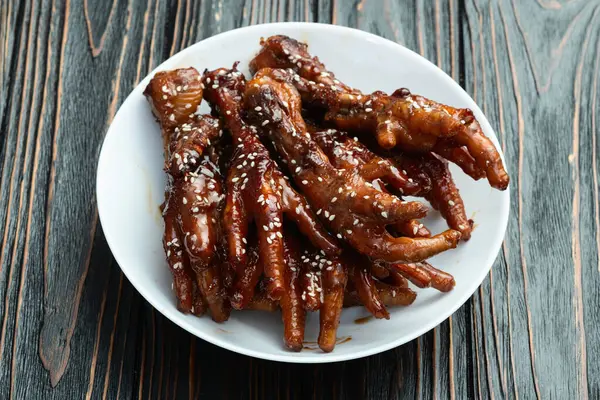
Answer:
[97,21,510,363]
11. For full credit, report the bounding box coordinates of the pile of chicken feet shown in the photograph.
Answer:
[144,35,509,353]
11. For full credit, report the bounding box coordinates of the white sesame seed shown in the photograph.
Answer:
[302,180,308,185]
[295,167,301,173]
[337,234,342,239]
[331,197,337,203]
[458,224,466,230]
[254,106,262,111]
[448,200,455,206]
[182,197,188,204]
[381,211,388,218]
[262,120,270,126]
[329,215,336,221]
[263,225,269,231]
[413,226,418,235]
[365,108,372,112]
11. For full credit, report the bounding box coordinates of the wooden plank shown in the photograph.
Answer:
[462,0,600,398]
[1,0,599,398]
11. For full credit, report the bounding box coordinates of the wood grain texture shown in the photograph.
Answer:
[0,0,598,398]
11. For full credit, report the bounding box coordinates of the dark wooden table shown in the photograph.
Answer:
[1,0,598,398]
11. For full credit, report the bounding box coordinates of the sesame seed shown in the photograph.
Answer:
[365,108,373,112]
[381,211,388,218]
[182,197,187,204]
[242,238,247,244]
[226,110,231,115]
[331,197,337,203]
[338,188,343,193]
[413,226,418,235]
[302,180,308,185]
[448,200,455,206]
[231,177,239,182]
[458,224,465,230]
[353,219,359,225]
[364,195,370,199]
[263,225,269,231]
[329,214,336,221]
[317,177,323,182]
[169,114,175,121]
[317,209,322,215]
[262,120,270,126]
[337,234,342,239]
[267,237,272,244]
[295,167,301,173]
[408,178,414,182]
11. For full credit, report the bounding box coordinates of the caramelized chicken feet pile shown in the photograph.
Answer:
[244,68,461,263]
[250,35,509,191]
[144,34,510,353]
[201,66,339,304]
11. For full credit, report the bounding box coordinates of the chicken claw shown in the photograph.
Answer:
[244,69,461,263]
[250,35,509,190]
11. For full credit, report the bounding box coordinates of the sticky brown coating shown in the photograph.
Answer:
[370,262,409,288]
[201,65,340,300]
[344,281,416,308]
[389,261,455,292]
[250,35,509,190]
[145,68,231,322]
[291,238,348,352]
[395,219,432,238]
[400,153,473,240]
[310,128,424,196]
[229,233,262,310]
[352,263,389,319]
[244,70,461,263]
[318,252,347,352]
[279,234,307,351]
[144,67,223,177]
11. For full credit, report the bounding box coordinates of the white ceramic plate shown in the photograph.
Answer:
[97,22,509,363]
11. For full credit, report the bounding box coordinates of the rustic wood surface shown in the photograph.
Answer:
[0,0,598,398]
